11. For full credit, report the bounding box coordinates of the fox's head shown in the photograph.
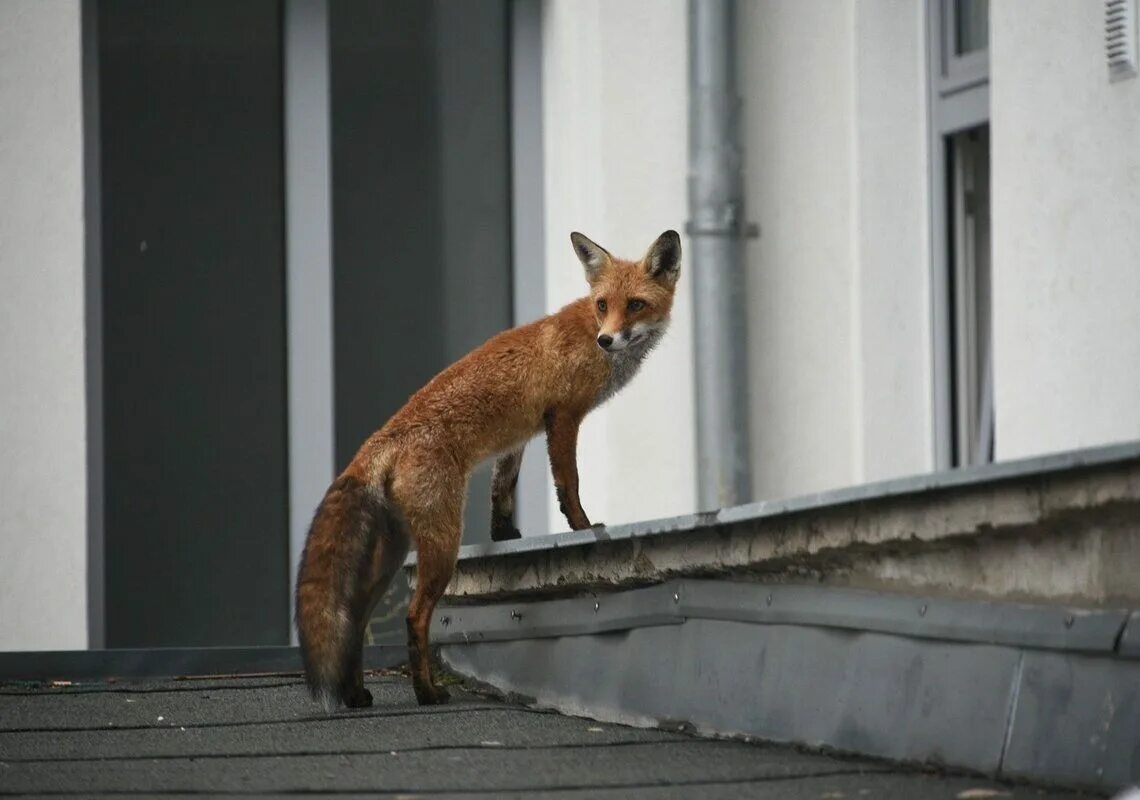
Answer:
[570,230,682,355]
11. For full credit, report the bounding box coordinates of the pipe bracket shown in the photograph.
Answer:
[685,220,760,239]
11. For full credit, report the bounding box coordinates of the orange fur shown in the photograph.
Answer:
[295,230,682,708]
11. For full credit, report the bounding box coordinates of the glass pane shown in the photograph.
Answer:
[948,126,992,467]
[955,0,989,55]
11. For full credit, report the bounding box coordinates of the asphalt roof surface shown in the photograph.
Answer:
[0,672,1101,798]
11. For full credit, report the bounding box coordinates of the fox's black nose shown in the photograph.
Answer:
[597,334,614,350]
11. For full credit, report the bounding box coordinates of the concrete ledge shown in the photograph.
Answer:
[437,581,1140,792]
[409,441,1140,607]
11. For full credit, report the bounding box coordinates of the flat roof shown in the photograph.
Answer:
[0,672,1095,798]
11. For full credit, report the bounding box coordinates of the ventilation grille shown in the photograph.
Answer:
[1107,0,1138,81]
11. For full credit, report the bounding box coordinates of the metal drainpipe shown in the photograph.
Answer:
[687,0,755,510]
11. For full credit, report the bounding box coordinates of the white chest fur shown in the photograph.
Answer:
[592,325,666,408]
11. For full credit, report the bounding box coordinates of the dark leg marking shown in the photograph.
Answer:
[490,447,524,541]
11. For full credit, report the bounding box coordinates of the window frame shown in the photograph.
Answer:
[927,0,992,469]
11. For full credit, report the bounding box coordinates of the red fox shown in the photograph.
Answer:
[295,230,682,708]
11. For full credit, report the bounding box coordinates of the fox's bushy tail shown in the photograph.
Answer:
[294,471,394,710]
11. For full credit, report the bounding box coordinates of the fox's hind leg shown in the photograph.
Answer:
[345,514,410,708]
[406,537,457,705]
[490,447,524,541]
[392,459,464,706]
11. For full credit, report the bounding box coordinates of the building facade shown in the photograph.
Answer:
[2,0,1138,651]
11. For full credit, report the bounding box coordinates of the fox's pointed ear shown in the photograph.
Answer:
[570,231,611,282]
[644,230,682,285]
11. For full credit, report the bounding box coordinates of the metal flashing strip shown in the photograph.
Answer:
[1119,611,1140,658]
[436,580,1133,656]
[1000,650,1140,787]
[442,623,1024,779]
[405,440,1140,567]
[441,620,1140,792]
[430,512,715,565]
[0,645,404,683]
[676,581,1129,654]
[432,582,683,645]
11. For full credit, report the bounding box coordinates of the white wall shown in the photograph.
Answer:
[852,2,933,482]
[541,0,697,528]
[990,0,1140,459]
[739,2,859,500]
[739,0,932,500]
[539,0,1140,516]
[0,0,89,650]
[538,0,934,519]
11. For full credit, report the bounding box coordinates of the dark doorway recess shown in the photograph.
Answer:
[98,0,289,647]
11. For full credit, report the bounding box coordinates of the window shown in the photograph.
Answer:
[954,0,989,56]
[929,0,993,467]
[948,126,993,465]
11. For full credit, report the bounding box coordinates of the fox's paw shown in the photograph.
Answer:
[414,683,451,706]
[490,513,522,542]
[570,519,603,531]
[344,686,373,709]
[491,523,522,542]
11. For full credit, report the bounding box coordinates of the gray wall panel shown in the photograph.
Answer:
[99,0,289,647]
[329,0,443,643]
[330,0,444,470]
[330,0,513,639]
[434,0,513,545]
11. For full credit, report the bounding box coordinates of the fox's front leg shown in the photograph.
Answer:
[544,408,592,530]
[489,447,524,541]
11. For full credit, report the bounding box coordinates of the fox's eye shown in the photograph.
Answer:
[627,299,646,312]
[596,298,607,313]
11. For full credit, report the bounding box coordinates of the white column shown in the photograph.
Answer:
[738,1,860,500]
[284,0,335,640]
[0,0,88,650]
[511,0,551,537]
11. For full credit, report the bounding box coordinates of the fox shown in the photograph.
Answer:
[294,229,682,709]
